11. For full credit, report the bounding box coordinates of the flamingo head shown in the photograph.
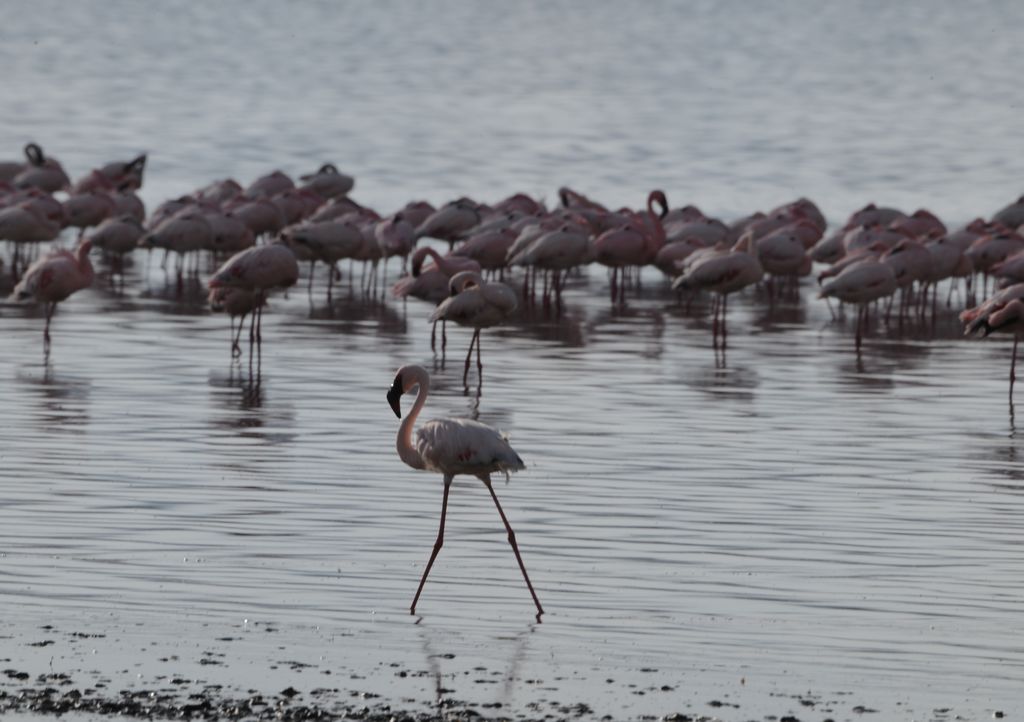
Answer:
[387,367,415,418]
[24,142,45,166]
[648,190,669,219]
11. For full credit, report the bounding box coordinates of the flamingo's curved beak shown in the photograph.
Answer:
[387,377,404,418]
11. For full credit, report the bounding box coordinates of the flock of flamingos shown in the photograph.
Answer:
[3,141,1024,613]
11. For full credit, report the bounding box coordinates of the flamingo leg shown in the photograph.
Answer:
[711,294,720,349]
[1011,335,1019,403]
[722,294,728,350]
[856,305,864,350]
[232,313,247,358]
[462,328,479,385]
[431,320,437,352]
[43,301,55,354]
[483,478,544,617]
[411,476,452,615]
[475,328,483,376]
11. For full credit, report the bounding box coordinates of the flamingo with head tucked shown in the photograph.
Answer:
[430,270,517,385]
[591,190,667,304]
[10,239,94,354]
[962,283,1024,402]
[387,364,543,618]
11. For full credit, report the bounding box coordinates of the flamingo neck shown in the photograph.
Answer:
[647,195,666,249]
[397,375,429,471]
[423,247,446,274]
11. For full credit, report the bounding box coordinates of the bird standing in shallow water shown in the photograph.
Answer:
[429,271,516,386]
[961,283,1024,402]
[10,239,94,355]
[387,364,544,618]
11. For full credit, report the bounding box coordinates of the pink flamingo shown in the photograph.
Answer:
[508,222,592,308]
[209,285,263,358]
[63,191,116,236]
[414,198,482,249]
[400,247,482,350]
[0,202,63,242]
[962,283,1024,401]
[843,203,907,230]
[374,222,420,272]
[243,170,294,199]
[88,215,146,278]
[672,234,763,351]
[430,270,517,385]
[72,154,147,193]
[819,257,898,349]
[12,143,70,193]
[195,179,243,207]
[386,364,543,617]
[208,243,299,346]
[451,227,518,274]
[283,219,364,297]
[992,195,1024,229]
[224,197,288,238]
[299,163,354,199]
[591,190,667,304]
[375,212,418,274]
[653,235,707,277]
[10,239,94,354]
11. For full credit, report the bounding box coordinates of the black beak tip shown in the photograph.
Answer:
[387,384,403,418]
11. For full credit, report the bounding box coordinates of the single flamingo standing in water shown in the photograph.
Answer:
[961,283,1024,402]
[429,270,517,385]
[672,234,763,352]
[10,239,95,354]
[208,243,299,348]
[387,364,543,617]
[209,285,263,358]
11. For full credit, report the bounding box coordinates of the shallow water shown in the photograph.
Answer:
[2,2,1024,721]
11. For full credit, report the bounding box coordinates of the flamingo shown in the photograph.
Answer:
[299,163,354,199]
[397,247,482,350]
[672,234,763,351]
[243,170,295,199]
[414,198,482,249]
[508,222,592,308]
[12,143,70,193]
[209,285,262,357]
[375,212,417,274]
[282,219,363,297]
[992,195,1024,229]
[961,283,1024,401]
[386,364,543,617]
[72,154,147,193]
[62,190,116,236]
[10,239,94,354]
[591,190,668,304]
[819,257,898,349]
[430,270,517,385]
[87,215,146,277]
[208,243,299,347]
[195,178,243,207]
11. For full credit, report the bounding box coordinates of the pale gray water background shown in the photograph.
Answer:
[2,1,1024,720]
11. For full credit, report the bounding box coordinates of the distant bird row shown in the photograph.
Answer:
[5,143,1024,399]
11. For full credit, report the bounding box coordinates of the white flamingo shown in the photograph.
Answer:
[387,364,543,617]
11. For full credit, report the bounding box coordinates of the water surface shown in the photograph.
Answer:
[2,2,1024,720]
